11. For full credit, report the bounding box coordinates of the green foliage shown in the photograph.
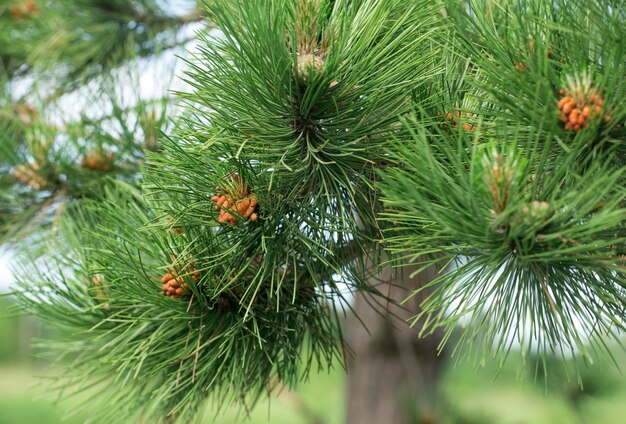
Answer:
[12,182,352,422]
[381,124,626,360]
[179,0,442,238]
[0,0,43,76]
[11,0,448,421]
[1,0,203,84]
[4,0,626,422]
[380,0,626,362]
[0,0,201,245]
[0,71,174,245]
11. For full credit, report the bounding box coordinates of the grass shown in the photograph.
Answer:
[0,318,625,424]
[438,347,626,424]
[3,349,626,424]
[0,364,344,424]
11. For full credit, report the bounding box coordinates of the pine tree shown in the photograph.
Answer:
[3,1,626,423]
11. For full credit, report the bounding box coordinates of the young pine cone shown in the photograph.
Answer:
[558,73,610,132]
[91,275,111,310]
[161,273,189,299]
[513,41,563,71]
[295,52,325,81]
[13,162,48,190]
[515,200,554,229]
[211,180,258,225]
[81,150,114,171]
[161,272,189,299]
[160,264,200,299]
[444,111,477,132]
[10,0,39,20]
[13,102,37,126]
[484,153,514,214]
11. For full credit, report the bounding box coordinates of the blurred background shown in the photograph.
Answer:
[1,1,626,423]
[2,286,626,424]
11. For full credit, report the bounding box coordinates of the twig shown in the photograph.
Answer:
[192,318,204,383]
[176,326,193,388]
[536,265,558,317]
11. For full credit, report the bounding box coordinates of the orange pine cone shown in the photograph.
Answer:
[557,73,607,133]
[160,259,201,298]
[211,179,259,225]
[161,273,189,299]
[10,0,39,19]
[13,162,48,190]
[514,61,528,71]
[443,110,477,132]
[81,150,114,171]
[192,270,201,282]
[24,0,38,13]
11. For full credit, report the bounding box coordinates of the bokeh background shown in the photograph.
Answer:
[2,285,626,424]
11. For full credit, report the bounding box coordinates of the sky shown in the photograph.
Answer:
[0,251,13,290]
[1,19,203,293]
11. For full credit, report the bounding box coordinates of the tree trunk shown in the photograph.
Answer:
[345,262,444,424]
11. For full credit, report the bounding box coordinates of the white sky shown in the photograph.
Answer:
[1,21,203,293]
[0,251,14,290]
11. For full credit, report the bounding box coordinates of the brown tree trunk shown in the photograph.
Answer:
[345,262,444,424]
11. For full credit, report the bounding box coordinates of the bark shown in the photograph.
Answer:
[345,262,444,424]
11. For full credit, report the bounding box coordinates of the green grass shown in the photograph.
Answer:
[3,283,625,424]
[0,367,85,424]
[1,348,625,423]
[0,365,344,424]
[439,347,626,424]
[0,398,85,424]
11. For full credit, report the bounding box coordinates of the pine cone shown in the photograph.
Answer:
[444,111,477,132]
[295,52,325,80]
[13,162,48,190]
[160,262,200,299]
[191,269,201,282]
[81,150,114,171]
[161,273,189,299]
[10,0,39,20]
[514,61,528,71]
[92,275,111,310]
[484,153,513,214]
[513,40,564,72]
[516,200,554,228]
[558,72,609,132]
[140,109,160,151]
[211,175,258,225]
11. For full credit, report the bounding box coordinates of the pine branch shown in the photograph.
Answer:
[10,1,447,421]
[8,1,626,423]
[3,0,208,93]
[379,0,626,366]
[0,74,175,244]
